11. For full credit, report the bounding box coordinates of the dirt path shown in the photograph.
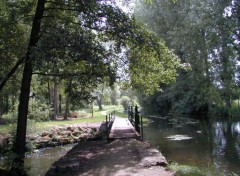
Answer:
[46,139,175,176]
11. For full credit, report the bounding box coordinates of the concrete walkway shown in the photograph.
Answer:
[45,139,175,176]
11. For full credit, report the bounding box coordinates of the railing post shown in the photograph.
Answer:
[135,106,140,133]
[106,115,109,140]
[130,106,134,122]
[140,115,143,140]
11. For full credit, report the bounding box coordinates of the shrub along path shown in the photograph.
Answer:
[46,138,175,176]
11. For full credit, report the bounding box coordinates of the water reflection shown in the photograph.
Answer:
[143,116,240,175]
[213,122,227,156]
[232,122,240,134]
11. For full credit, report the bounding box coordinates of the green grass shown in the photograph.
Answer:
[0,106,124,135]
[0,124,16,135]
[0,105,148,135]
[114,111,128,118]
[169,163,204,176]
[168,163,238,176]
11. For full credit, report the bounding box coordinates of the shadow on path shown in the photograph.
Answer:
[46,139,175,176]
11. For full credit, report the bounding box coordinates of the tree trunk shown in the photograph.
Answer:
[47,78,52,118]
[12,0,46,174]
[97,95,103,111]
[53,76,58,119]
[5,94,9,114]
[220,46,232,109]
[64,97,69,120]
[64,79,72,120]
[0,93,4,118]
[11,93,15,113]
[59,94,62,114]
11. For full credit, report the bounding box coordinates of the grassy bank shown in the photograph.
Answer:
[169,163,238,176]
[0,105,124,135]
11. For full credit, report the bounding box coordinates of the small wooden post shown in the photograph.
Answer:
[106,115,109,140]
[91,101,94,117]
[140,115,143,140]
[130,106,134,122]
[135,106,140,133]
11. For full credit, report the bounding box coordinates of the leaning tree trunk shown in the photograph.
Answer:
[12,0,46,175]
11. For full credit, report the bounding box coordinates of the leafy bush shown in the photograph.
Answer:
[209,104,240,119]
[28,99,51,121]
[76,110,90,118]
[1,113,18,124]
[120,96,131,110]
[228,105,240,119]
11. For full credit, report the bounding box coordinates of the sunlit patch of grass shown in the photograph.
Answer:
[168,162,235,176]
[169,163,203,176]
[114,111,128,118]
[0,124,16,135]
[33,111,107,132]
[0,105,124,135]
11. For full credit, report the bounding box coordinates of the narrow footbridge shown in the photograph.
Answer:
[109,117,140,139]
[106,107,143,140]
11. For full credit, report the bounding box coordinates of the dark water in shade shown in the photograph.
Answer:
[143,115,240,175]
[24,144,75,176]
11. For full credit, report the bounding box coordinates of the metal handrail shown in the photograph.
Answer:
[128,106,144,141]
[105,111,115,141]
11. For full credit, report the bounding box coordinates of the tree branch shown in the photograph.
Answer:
[0,57,25,92]
[32,72,90,77]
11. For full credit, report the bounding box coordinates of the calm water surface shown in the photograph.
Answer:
[143,115,240,175]
[1,116,239,175]
[24,144,75,176]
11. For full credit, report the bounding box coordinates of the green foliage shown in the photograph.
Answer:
[169,162,233,176]
[228,103,240,119]
[0,105,122,135]
[0,1,181,170]
[120,96,131,110]
[1,0,180,122]
[2,112,18,124]
[127,32,179,94]
[0,0,30,76]
[28,98,51,122]
[134,0,240,116]
[1,150,28,175]
[169,163,203,176]
[109,84,121,105]
[210,104,240,119]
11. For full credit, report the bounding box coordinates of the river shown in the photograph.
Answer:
[143,115,240,175]
[2,116,239,175]
[24,144,75,176]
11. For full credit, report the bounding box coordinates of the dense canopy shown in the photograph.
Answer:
[0,0,179,174]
